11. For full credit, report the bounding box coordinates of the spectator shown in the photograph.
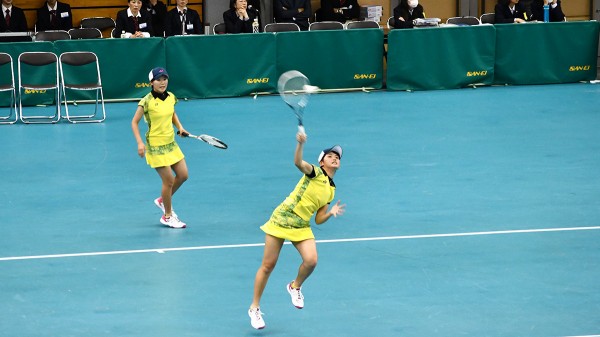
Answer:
[316,0,360,23]
[223,0,260,34]
[114,0,154,37]
[392,0,424,29]
[143,0,167,37]
[495,0,530,23]
[531,0,565,22]
[165,0,203,37]
[274,0,311,31]
[1,0,27,32]
[36,0,72,32]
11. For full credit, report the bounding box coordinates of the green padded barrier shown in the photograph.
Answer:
[165,34,277,98]
[494,21,599,85]
[387,25,496,91]
[276,29,384,90]
[54,38,166,100]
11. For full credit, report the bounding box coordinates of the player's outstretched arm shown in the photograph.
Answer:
[315,200,346,224]
[294,132,313,175]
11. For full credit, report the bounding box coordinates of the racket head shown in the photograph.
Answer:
[198,134,228,149]
[278,70,311,114]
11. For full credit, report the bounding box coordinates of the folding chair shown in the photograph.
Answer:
[34,30,71,41]
[80,17,116,37]
[59,52,106,123]
[68,28,102,39]
[213,23,226,35]
[264,22,300,32]
[309,21,344,31]
[18,52,60,124]
[346,21,380,29]
[480,13,495,24]
[446,16,481,26]
[0,53,17,124]
[387,16,394,29]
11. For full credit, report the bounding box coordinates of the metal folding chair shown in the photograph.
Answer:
[34,30,71,42]
[0,53,17,124]
[309,21,344,31]
[59,52,106,123]
[18,52,60,124]
[213,23,226,35]
[480,13,495,24]
[264,22,301,32]
[68,28,102,39]
[80,17,116,37]
[346,21,380,29]
[446,16,481,26]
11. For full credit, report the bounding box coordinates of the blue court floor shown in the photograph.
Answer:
[1,83,599,337]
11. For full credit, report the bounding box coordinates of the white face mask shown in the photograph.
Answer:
[407,0,418,9]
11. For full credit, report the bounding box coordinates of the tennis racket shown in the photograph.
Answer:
[177,131,228,149]
[277,70,320,135]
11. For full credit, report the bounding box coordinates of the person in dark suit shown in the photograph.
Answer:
[223,0,260,34]
[36,0,72,32]
[143,0,167,37]
[1,0,28,32]
[392,0,424,29]
[531,0,565,22]
[274,0,311,31]
[113,0,154,38]
[164,0,203,37]
[495,0,530,23]
[315,0,360,23]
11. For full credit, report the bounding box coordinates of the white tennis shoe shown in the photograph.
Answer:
[248,307,265,329]
[154,197,178,218]
[160,215,186,229]
[287,281,304,309]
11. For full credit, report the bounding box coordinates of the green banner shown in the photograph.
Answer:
[276,29,384,90]
[0,42,54,107]
[165,34,277,98]
[387,25,496,91]
[494,21,599,85]
[54,38,165,100]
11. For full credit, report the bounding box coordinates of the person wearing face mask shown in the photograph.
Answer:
[495,0,530,23]
[531,0,564,22]
[392,0,424,29]
[315,0,360,23]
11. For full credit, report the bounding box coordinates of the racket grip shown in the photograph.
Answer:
[177,131,190,137]
[298,125,306,135]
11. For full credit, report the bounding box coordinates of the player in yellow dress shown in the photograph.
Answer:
[131,67,189,229]
[248,131,346,329]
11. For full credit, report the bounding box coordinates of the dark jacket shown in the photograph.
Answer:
[36,1,73,31]
[164,8,203,36]
[274,0,311,31]
[316,0,360,23]
[392,0,425,29]
[495,2,530,23]
[113,8,154,37]
[0,5,28,32]
[530,0,565,22]
[143,0,167,37]
[223,8,260,34]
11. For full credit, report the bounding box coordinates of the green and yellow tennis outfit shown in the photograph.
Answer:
[138,91,184,168]
[261,165,336,242]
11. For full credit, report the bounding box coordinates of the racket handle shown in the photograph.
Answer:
[298,125,306,135]
[177,131,190,137]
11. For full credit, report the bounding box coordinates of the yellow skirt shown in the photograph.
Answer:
[145,141,185,168]
[260,205,314,242]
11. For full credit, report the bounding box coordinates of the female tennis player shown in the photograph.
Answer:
[248,131,346,329]
[131,67,189,229]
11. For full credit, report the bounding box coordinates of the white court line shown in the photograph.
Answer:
[1,225,600,262]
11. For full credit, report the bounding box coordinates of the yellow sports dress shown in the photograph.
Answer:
[261,165,336,242]
[138,91,184,168]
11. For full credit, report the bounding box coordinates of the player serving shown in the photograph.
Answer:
[248,131,346,330]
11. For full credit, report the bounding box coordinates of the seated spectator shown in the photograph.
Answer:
[143,0,167,37]
[495,0,530,23]
[274,0,311,31]
[224,0,260,34]
[114,0,154,38]
[36,0,72,32]
[315,0,360,23]
[1,0,28,32]
[392,0,424,29]
[165,0,203,37]
[531,0,565,22]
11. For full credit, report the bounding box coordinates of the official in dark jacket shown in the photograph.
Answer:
[495,0,530,23]
[530,0,565,22]
[393,0,424,29]
[274,0,311,31]
[113,0,154,38]
[1,0,28,33]
[223,0,260,34]
[36,0,72,32]
[316,0,360,23]
[143,0,167,37]
[164,0,203,36]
